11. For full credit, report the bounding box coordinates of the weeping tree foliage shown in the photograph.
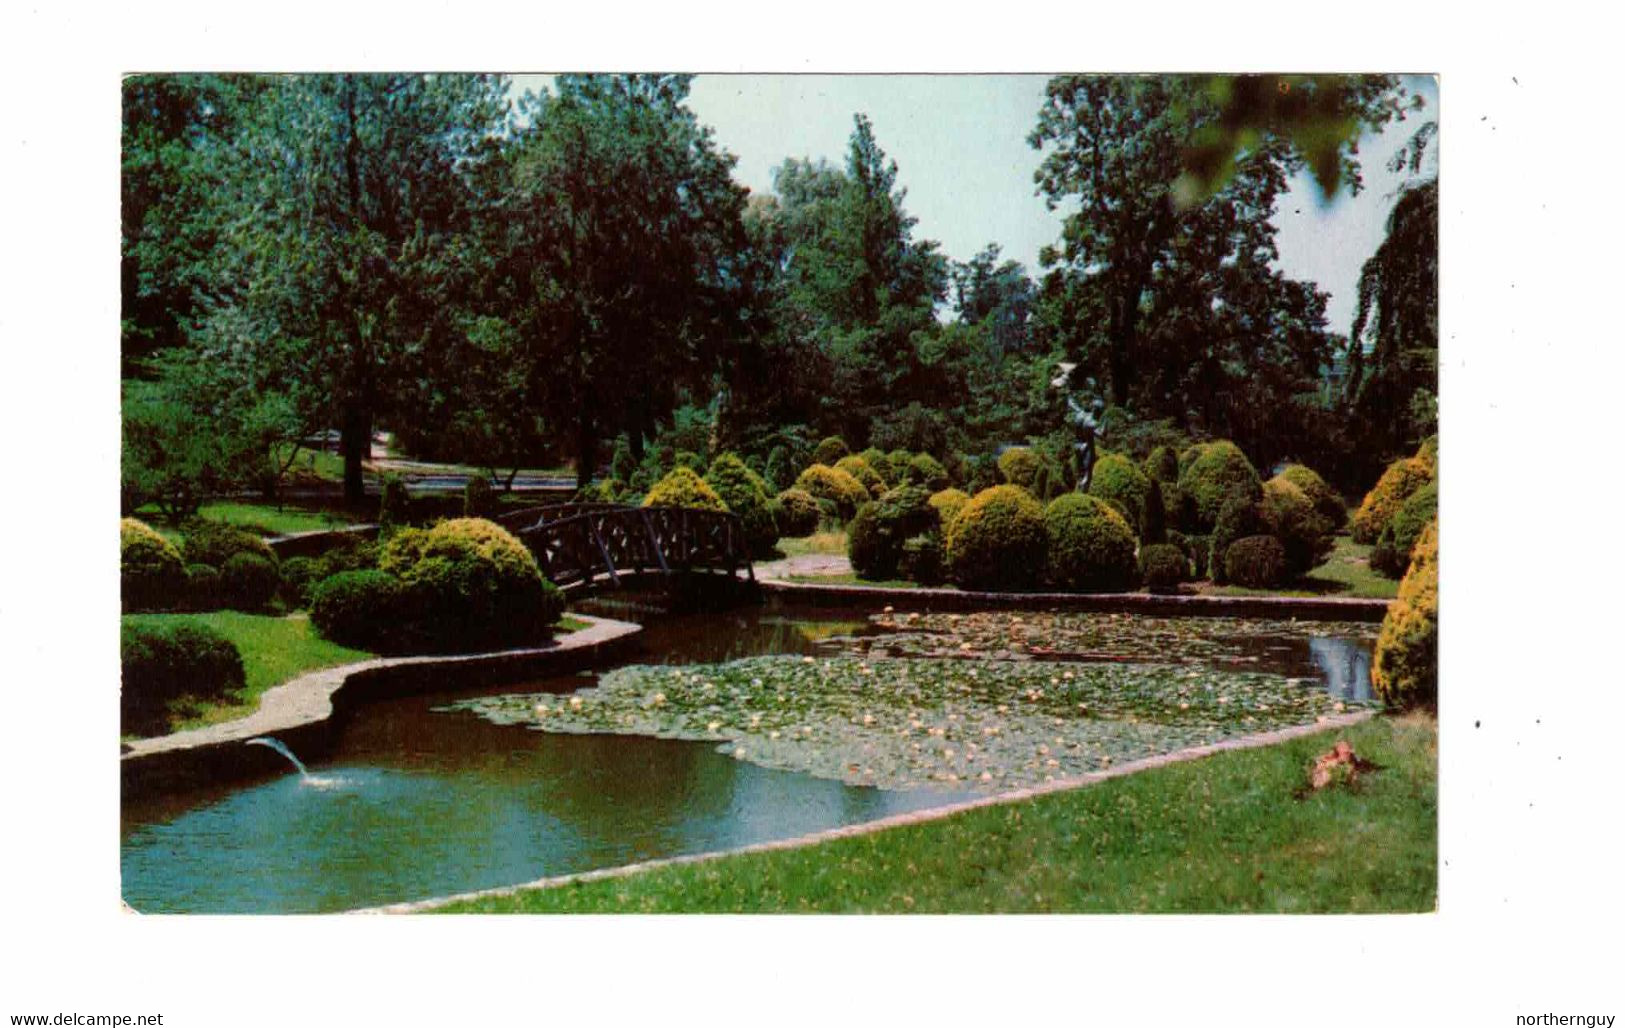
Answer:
[1345,175,1439,461]
[1027,75,1414,471]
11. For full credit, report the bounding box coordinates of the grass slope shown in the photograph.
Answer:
[122,612,374,733]
[437,715,1435,914]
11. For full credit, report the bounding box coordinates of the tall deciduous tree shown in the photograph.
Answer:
[493,74,752,489]
[1029,75,1408,468]
[186,73,509,504]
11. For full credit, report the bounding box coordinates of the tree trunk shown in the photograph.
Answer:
[575,419,598,493]
[341,402,371,507]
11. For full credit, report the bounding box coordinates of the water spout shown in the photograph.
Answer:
[246,737,310,779]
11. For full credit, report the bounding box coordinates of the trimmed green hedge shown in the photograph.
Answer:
[1143,445,1180,485]
[706,452,779,557]
[945,485,1047,591]
[120,619,245,736]
[1224,535,1289,588]
[1176,440,1262,531]
[1044,493,1138,592]
[847,486,937,581]
[902,453,950,492]
[794,464,869,521]
[1259,476,1334,579]
[180,519,277,569]
[1372,480,1438,578]
[1373,520,1438,709]
[928,488,971,536]
[221,552,281,612]
[1352,457,1433,544]
[835,455,887,499]
[1278,463,1346,529]
[643,466,728,512]
[812,436,850,467]
[774,488,820,538]
[1088,454,1152,531]
[1208,496,1263,585]
[121,518,186,612]
[997,447,1044,491]
[315,518,567,654]
[1139,543,1189,593]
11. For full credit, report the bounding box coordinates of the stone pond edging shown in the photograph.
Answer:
[120,615,643,801]
[360,709,1378,914]
[760,579,1393,622]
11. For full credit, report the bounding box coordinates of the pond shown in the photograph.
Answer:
[120,604,1375,914]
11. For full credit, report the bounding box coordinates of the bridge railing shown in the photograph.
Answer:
[503,503,753,591]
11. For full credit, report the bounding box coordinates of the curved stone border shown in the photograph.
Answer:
[120,615,643,800]
[361,709,1376,914]
[761,579,1392,622]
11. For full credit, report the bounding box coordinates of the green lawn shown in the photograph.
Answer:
[123,611,594,736]
[437,714,1435,913]
[1203,535,1399,600]
[774,530,849,558]
[133,500,360,537]
[122,611,375,734]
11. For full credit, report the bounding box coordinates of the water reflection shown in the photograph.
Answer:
[1307,637,1374,701]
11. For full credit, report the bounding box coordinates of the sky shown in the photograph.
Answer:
[514,73,1438,336]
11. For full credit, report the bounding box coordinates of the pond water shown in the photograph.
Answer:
[120,604,1374,914]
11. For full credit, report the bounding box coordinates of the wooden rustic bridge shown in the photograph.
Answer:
[495,503,756,596]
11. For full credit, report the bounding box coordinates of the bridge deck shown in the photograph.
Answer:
[499,503,755,593]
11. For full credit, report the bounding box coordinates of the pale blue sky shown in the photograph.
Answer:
[513,73,1438,336]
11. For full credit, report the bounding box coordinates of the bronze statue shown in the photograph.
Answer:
[1050,362,1103,493]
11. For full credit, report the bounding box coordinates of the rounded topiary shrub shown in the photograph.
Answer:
[945,485,1048,591]
[1176,440,1262,531]
[1415,435,1439,472]
[1372,480,1439,578]
[221,552,281,611]
[121,619,245,736]
[1259,476,1334,579]
[774,488,820,538]
[928,488,971,535]
[673,450,705,472]
[705,452,779,557]
[902,452,950,492]
[185,563,224,611]
[835,455,887,499]
[121,518,186,612]
[1352,456,1434,544]
[1278,463,1346,530]
[764,446,793,494]
[1372,519,1438,709]
[1208,496,1263,584]
[180,520,277,570]
[886,449,915,485]
[858,448,894,485]
[1143,445,1180,485]
[997,447,1044,491]
[642,465,728,512]
[899,533,944,586]
[1044,493,1138,592]
[794,464,869,521]
[311,570,404,651]
[1223,535,1289,588]
[464,475,498,518]
[376,518,565,653]
[847,486,937,581]
[1139,543,1190,593]
[812,436,850,467]
[279,556,326,607]
[1088,454,1152,531]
